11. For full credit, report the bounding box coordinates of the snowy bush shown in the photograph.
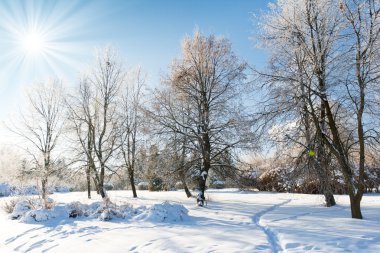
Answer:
[137,182,149,190]
[364,166,380,193]
[149,177,164,191]
[257,165,349,194]
[67,200,189,223]
[55,185,71,193]
[9,199,34,220]
[66,199,135,221]
[20,209,56,223]
[209,180,225,189]
[0,183,12,197]
[93,201,134,221]
[134,202,189,222]
[67,201,90,218]
[175,181,184,189]
[7,198,190,223]
[104,183,114,191]
[7,197,55,222]
[16,185,39,195]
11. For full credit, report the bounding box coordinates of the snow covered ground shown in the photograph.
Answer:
[0,189,379,253]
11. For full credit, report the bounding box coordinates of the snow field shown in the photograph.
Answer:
[0,189,379,253]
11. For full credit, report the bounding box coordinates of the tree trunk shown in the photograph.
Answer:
[183,182,192,198]
[129,169,137,198]
[323,99,363,218]
[197,132,211,206]
[41,177,48,208]
[180,173,192,198]
[314,155,336,207]
[93,177,100,194]
[87,124,93,199]
[179,136,191,198]
[98,162,107,199]
[349,193,363,219]
[86,165,91,199]
[324,189,336,207]
[318,87,336,207]
[197,175,207,206]
[98,183,106,199]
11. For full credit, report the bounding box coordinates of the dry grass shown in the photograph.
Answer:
[2,199,17,213]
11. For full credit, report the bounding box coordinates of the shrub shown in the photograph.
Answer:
[149,177,163,191]
[104,183,114,191]
[134,202,189,222]
[67,201,89,218]
[174,181,183,190]
[209,180,225,189]
[55,185,71,193]
[9,199,34,220]
[137,182,149,190]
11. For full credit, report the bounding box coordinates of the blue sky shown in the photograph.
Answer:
[0,0,270,123]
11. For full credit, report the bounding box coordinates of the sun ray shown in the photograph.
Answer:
[0,0,101,95]
[21,30,46,55]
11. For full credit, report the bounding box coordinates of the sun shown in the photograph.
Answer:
[21,31,46,55]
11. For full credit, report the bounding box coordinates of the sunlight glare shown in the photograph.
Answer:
[21,31,46,55]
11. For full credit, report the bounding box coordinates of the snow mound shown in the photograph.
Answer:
[20,208,57,223]
[9,200,33,220]
[9,198,57,223]
[66,200,135,221]
[92,202,134,221]
[8,198,189,223]
[134,202,189,222]
[67,201,90,218]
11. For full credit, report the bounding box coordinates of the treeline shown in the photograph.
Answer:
[9,33,256,209]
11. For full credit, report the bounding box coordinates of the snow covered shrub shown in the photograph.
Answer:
[175,181,184,189]
[7,197,55,222]
[238,170,259,189]
[257,167,294,192]
[257,164,349,194]
[20,209,56,223]
[209,180,225,189]
[54,185,71,193]
[93,200,134,221]
[0,183,12,197]
[16,185,39,195]
[137,182,149,190]
[134,201,189,222]
[9,199,35,219]
[66,199,136,221]
[67,201,89,218]
[104,183,114,191]
[149,177,163,191]
[364,166,380,193]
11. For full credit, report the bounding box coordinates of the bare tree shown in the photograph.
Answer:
[257,0,340,207]
[66,77,97,199]
[118,67,146,198]
[150,31,252,206]
[66,47,125,200]
[10,80,65,208]
[257,0,380,218]
[325,0,380,218]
